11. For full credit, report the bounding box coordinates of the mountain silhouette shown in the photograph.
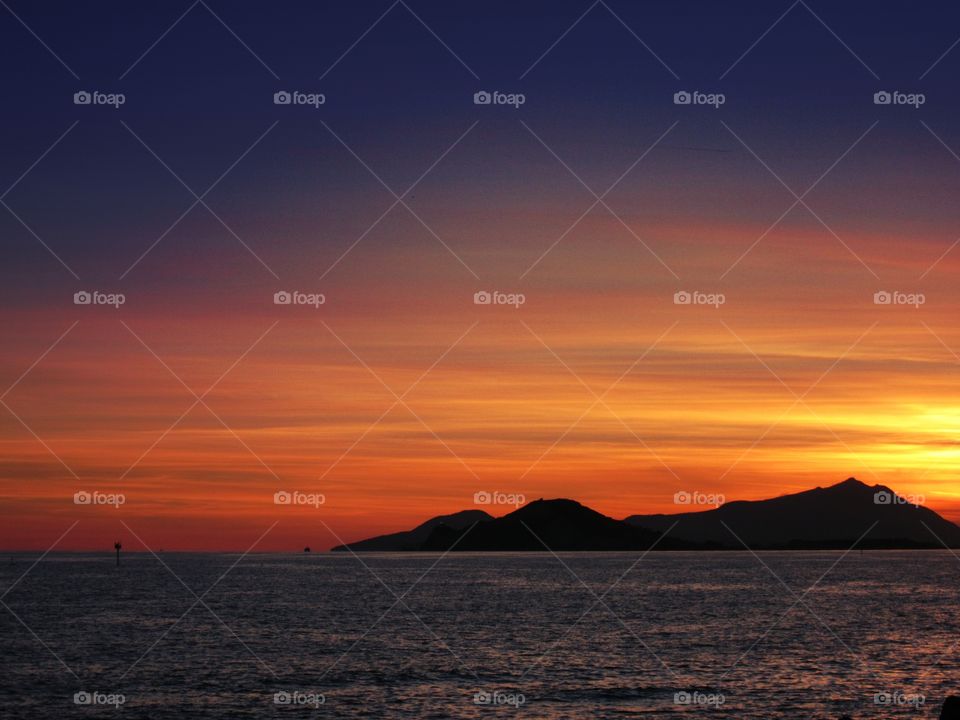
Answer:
[330,478,960,551]
[626,478,960,549]
[330,509,492,552]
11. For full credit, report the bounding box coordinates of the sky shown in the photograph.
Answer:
[3,0,960,550]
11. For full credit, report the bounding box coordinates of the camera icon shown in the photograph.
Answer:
[673,290,691,305]
[874,490,892,505]
[274,91,291,105]
[473,91,491,105]
[73,91,91,105]
[274,491,292,505]
[874,692,892,704]
[673,91,691,105]
[74,290,92,305]
[474,691,492,705]
[674,691,691,704]
[474,491,491,505]
[273,691,292,705]
[474,291,491,305]
[673,491,691,505]
[873,91,892,105]
[873,290,891,305]
[274,290,292,305]
[74,491,91,505]
[74,691,93,705]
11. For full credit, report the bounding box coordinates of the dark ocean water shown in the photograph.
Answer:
[1,550,958,718]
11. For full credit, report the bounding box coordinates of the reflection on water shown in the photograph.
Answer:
[1,550,957,718]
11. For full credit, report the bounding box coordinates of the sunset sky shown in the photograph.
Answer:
[3,0,960,550]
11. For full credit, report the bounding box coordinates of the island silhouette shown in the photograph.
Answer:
[331,478,960,552]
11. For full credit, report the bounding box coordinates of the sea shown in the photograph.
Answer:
[1,550,958,718]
